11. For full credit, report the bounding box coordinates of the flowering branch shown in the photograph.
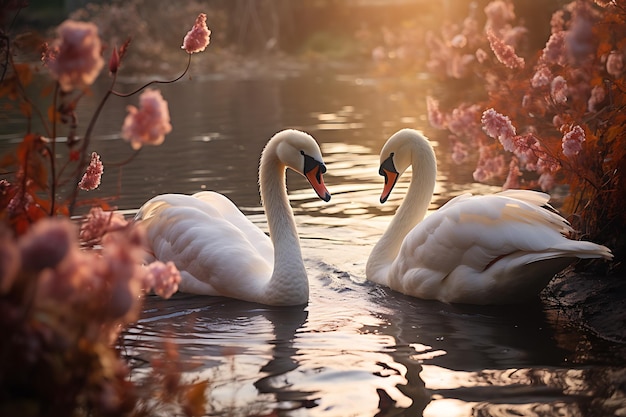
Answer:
[0,9,212,416]
[422,0,626,264]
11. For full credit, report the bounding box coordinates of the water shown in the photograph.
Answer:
[2,71,625,416]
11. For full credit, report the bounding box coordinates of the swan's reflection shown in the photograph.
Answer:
[366,286,625,417]
[125,293,315,415]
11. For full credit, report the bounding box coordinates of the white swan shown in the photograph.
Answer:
[366,128,613,305]
[135,129,331,306]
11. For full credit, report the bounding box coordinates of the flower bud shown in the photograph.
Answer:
[109,46,119,74]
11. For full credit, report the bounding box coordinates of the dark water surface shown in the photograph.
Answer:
[2,71,625,416]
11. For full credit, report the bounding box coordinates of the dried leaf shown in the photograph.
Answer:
[181,380,208,417]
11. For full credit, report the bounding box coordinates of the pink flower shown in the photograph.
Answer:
[143,261,181,299]
[426,96,447,129]
[542,31,567,66]
[19,218,75,272]
[562,125,586,158]
[90,225,148,321]
[42,20,104,92]
[531,65,553,88]
[484,0,515,34]
[550,10,566,34]
[550,75,568,104]
[536,150,561,174]
[475,48,488,63]
[606,51,624,77]
[182,13,211,54]
[451,140,469,164]
[448,104,481,138]
[79,152,103,191]
[450,34,467,48]
[587,85,606,112]
[448,53,475,79]
[503,158,521,190]
[538,172,555,191]
[80,206,128,244]
[486,30,524,70]
[121,89,172,150]
[473,145,506,182]
[481,108,517,151]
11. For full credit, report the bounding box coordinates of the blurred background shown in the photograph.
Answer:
[17,0,561,76]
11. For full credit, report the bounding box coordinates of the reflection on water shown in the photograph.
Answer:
[2,72,625,416]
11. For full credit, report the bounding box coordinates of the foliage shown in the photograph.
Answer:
[0,3,211,416]
[418,0,625,269]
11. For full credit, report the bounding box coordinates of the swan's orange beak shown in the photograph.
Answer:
[305,165,331,202]
[303,155,331,202]
[379,154,398,204]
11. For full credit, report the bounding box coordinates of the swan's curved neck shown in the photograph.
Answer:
[366,142,437,284]
[259,140,308,305]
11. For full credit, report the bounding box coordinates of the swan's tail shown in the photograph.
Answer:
[553,240,613,260]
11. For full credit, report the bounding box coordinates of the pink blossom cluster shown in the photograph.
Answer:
[606,51,624,77]
[484,0,516,34]
[502,158,522,189]
[541,31,568,66]
[42,20,104,92]
[427,97,484,158]
[1,218,144,330]
[531,65,552,88]
[143,261,181,299]
[451,140,470,165]
[448,103,483,139]
[78,152,103,191]
[424,9,483,79]
[588,85,606,112]
[1,216,181,331]
[425,30,477,79]
[121,89,172,150]
[550,76,569,104]
[562,125,586,159]
[486,30,524,69]
[424,0,529,79]
[473,145,506,182]
[77,207,182,298]
[423,1,619,192]
[426,96,447,130]
[481,108,517,151]
[182,13,211,54]
[79,206,128,244]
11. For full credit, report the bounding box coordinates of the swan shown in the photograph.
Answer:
[366,128,613,305]
[135,129,331,306]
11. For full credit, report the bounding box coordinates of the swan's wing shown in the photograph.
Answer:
[437,190,555,216]
[493,189,552,207]
[191,191,273,257]
[390,193,611,302]
[136,193,273,298]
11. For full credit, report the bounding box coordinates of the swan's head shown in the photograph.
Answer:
[378,129,433,203]
[274,129,331,202]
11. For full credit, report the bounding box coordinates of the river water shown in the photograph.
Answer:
[2,70,625,416]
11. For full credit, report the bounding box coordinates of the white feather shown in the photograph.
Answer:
[366,129,612,304]
[135,129,330,306]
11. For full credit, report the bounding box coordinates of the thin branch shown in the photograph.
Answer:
[68,73,118,215]
[111,53,191,98]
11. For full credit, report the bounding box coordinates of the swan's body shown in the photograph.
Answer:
[135,129,330,306]
[366,129,612,305]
